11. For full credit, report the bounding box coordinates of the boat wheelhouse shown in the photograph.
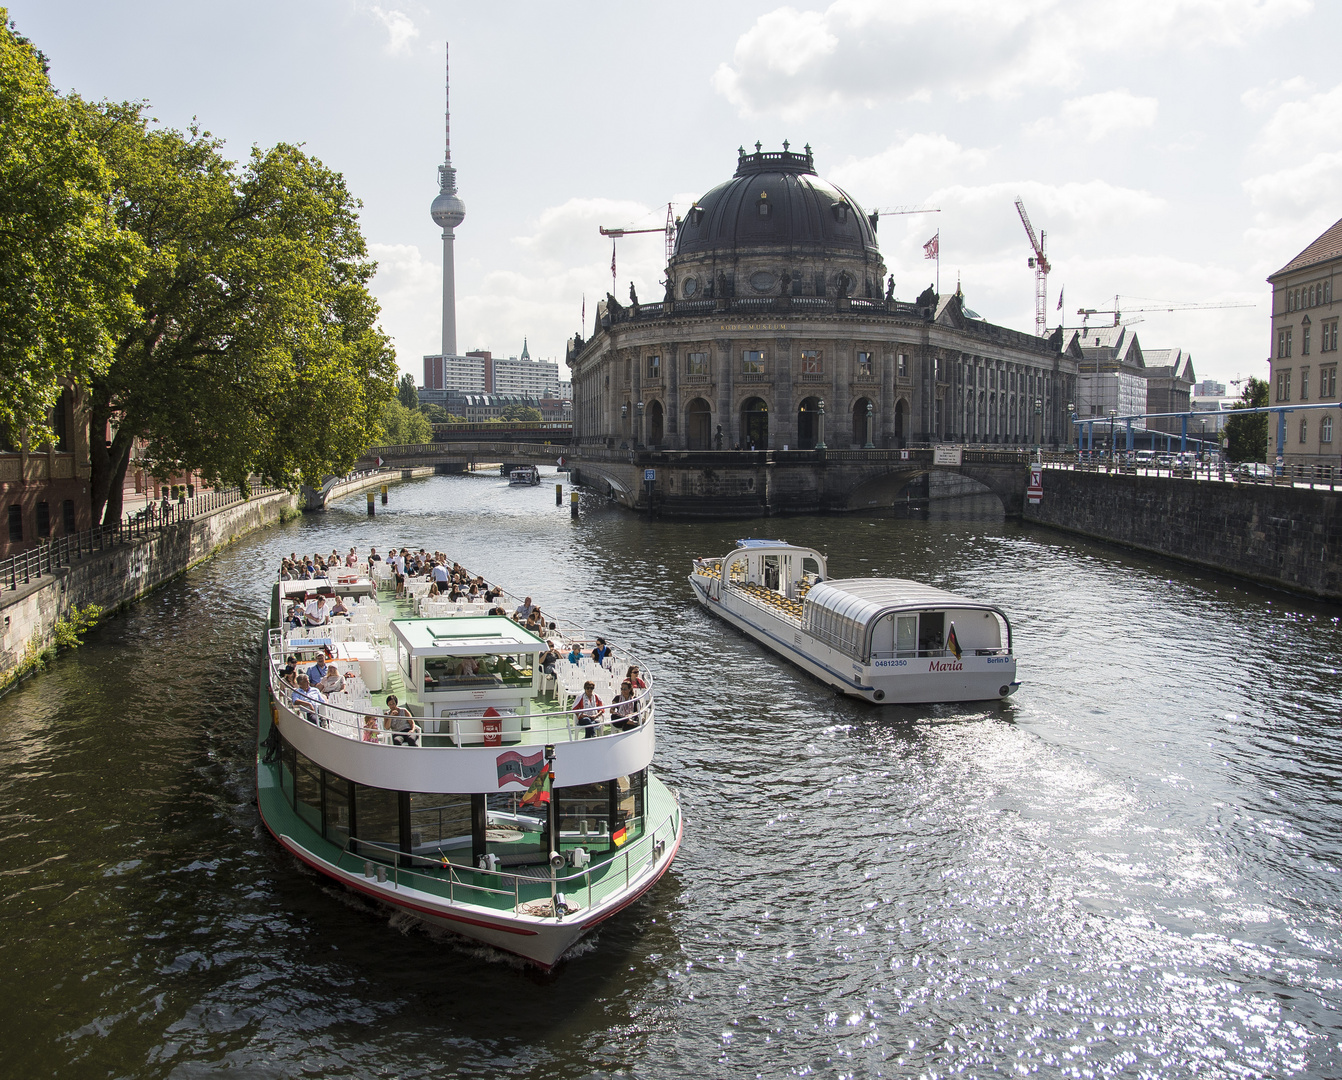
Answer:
[689,540,1018,704]
[258,567,681,968]
[509,466,540,486]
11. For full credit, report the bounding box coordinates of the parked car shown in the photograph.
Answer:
[1234,461,1274,480]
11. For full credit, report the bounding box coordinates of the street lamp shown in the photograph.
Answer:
[1034,397,1043,455]
[1067,401,1076,454]
[816,399,827,450]
[636,400,644,448]
[864,401,875,449]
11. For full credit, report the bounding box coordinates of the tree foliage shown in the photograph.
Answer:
[377,399,432,445]
[1223,377,1269,463]
[0,14,143,443]
[420,403,448,423]
[73,100,397,523]
[397,372,418,409]
[499,404,543,422]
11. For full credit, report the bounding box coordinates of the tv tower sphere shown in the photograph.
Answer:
[431,171,465,231]
[432,44,465,357]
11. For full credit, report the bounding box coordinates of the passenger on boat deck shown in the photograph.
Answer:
[293,675,325,725]
[305,596,330,626]
[514,597,535,620]
[525,610,544,633]
[345,547,358,568]
[383,696,420,746]
[432,562,449,585]
[368,546,382,566]
[567,643,583,665]
[317,666,346,695]
[539,642,561,676]
[307,655,329,686]
[575,681,604,737]
[484,586,503,602]
[612,680,639,730]
[329,596,350,617]
[488,606,506,617]
[285,604,305,630]
[361,714,379,743]
[467,584,480,600]
[449,587,464,602]
[427,581,441,598]
[591,638,612,666]
[280,654,298,678]
[626,665,646,690]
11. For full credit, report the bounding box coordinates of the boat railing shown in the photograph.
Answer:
[869,646,1011,660]
[330,801,681,916]
[267,629,654,747]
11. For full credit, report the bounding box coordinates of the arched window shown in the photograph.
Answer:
[1322,415,1334,444]
[1299,416,1308,443]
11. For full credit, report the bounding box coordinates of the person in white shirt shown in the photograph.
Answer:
[305,596,330,626]
[574,680,604,738]
[513,596,535,621]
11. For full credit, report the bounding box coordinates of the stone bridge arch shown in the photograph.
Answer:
[834,458,1027,515]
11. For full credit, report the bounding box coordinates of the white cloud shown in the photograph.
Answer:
[1240,75,1311,113]
[369,6,419,55]
[713,0,1311,117]
[829,133,990,202]
[1025,90,1159,144]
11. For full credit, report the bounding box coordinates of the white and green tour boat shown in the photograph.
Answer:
[256,567,681,969]
[689,540,1019,704]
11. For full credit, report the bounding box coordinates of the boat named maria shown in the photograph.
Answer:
[689,540,1018,704]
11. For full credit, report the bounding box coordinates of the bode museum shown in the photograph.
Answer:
[566,143,1081,451]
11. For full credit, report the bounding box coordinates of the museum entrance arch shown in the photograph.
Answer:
[740,397,769,450]
[797,396,822,449]
[851,397,876,448]
[647,400,664,447]
[685,398,712,450]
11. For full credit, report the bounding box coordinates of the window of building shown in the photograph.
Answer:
[1277,370,1292,401]
[1299,416,1308,443]
[36,501,50,538]
[686,351,707,376]
[1325,320,1339,353]
[51,391,68,452]
[1323,415,1334,444]
[62,499,76,534]
[624,358,631,385]
[7,505,20,543]
[1301,368,1310,400]
[1303,325,1312,356]
[1278,328,1293,358]
[742,350,765,374]
[1325,365,1338,398]
[1326,281,1332,303]
[800,350,822,375]
[647,355,660,379]
[897,353,907,377]
[757,195,771,218]
[857,351,872,376]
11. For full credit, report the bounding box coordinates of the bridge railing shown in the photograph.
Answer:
[1042,458,1342,491]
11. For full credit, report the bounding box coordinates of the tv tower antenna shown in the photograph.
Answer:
[430,43,466,357]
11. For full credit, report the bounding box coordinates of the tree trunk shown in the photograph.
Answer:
[87,388,136,526]
[103,447,131,524]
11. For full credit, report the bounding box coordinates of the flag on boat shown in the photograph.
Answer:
[923,232,939,260]
[520,762,552,807]
[611,824,627,847]
[946,622,962,660]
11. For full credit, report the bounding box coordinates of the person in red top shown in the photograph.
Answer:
[574,680,604,738]
[625,665,646,691]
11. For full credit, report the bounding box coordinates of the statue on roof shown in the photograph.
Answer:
[915,284,937,309]
[886,275,895,301]
[629,281,639,307]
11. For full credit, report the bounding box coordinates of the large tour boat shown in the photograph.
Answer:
[689,540,1019,704]
[257,562,681,968]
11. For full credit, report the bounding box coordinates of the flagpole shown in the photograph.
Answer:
[936,231,940,296]
[545,743,558,911]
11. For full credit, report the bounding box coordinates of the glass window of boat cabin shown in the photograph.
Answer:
[872,609,1003,658]
[422,652,535,694]
[408,792,472,866]
[485,791,548,864]
[555,771,647,854]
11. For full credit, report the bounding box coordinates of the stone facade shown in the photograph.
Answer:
[568,146,1080,453]
[1265,216,1342,466]
[0,386,93,559]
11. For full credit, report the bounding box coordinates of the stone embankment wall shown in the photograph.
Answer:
[0,489,299,688]
[1023,469,1341,602]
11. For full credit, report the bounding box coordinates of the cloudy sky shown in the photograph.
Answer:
[14,0,1342,389]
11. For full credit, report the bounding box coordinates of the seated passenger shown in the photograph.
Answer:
[626,665,647,690]
[591,638,612,666]
[513,596,535,621]
[329,596,350,617]
[574,681,604,737]
[567,643,584,665]
[361,714,380,742]
[305,596,330,627]
[306,655,329,687]
[427,581,441,598]
[285,604,305,630]
[383,696,420,746]
[317,666,346,695]
[293,675,326,726]
[611,680,640,730]
[539,642,561,676]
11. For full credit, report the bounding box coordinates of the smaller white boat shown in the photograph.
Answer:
[509,466,541,486]
[689,540,1018,704]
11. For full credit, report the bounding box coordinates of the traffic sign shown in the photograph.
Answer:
[644,469,656,481]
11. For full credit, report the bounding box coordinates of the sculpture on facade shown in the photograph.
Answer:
[629,282,639,308]
[886,275,895,301]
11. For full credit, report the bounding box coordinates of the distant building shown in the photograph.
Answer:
[0,386,92,557]
[421,339,562,397]
[1265,216,1341,466]
[415,389,571,423]
[1067,325,1149,431]
[1193,379,1226,397]
[1142,348,1196,436]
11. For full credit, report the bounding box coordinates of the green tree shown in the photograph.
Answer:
[421,403,448,423]
[377,399,431,445]
[74,100,396,524]
[500,403,543,422]
[1223,377,1269,463]
[397,371,418,409]
[0,14,143,443]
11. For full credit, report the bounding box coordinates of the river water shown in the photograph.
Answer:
[2,472,1340,1079]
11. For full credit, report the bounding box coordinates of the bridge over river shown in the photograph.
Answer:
[356,442,1033,516]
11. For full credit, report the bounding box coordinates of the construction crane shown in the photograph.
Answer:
[868,206,940,231]
[599,204,677,294]
[1076,295,1255,329]
[1014,197,1050,338]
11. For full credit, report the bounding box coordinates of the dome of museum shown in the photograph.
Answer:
[672,143,880,262]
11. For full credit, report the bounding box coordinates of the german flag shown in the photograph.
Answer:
[946,623,962,661]
[611,824,627,847]
[520,763,552,807]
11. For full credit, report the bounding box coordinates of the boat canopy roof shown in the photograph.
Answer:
[736,538,786,548]
[391,615,546,657]
[802,578,1010,661]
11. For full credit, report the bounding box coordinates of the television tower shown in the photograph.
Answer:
[430,43,466,357]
